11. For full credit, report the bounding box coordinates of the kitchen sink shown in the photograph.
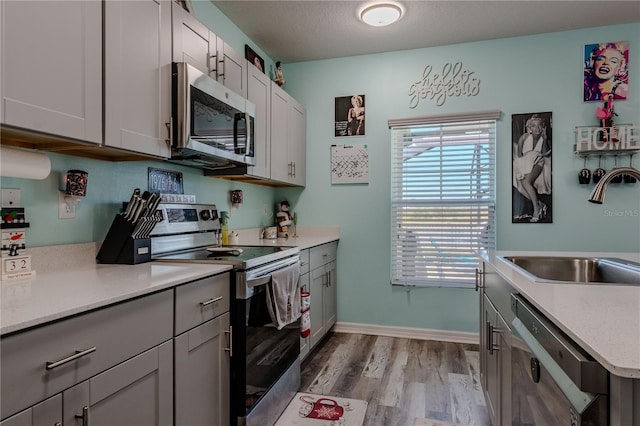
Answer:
[502,256,640,285]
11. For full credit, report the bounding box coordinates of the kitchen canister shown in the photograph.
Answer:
[262,226,277,239]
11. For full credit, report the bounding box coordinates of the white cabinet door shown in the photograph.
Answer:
[270,83,290,182]
[269,82,307,186]
[216,39,245,96]
[0,1,102,143]
[288,96,307,186]
[104,0,171,157]
[246,62,271,179]
[172,2,212,75]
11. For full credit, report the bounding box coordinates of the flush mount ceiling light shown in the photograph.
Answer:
[360,3,403,27]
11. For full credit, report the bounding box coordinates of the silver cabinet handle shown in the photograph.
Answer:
[46,347,96,370]
[218,56,226,80]
[209,53,218,78]
[224,326,233,357]
[475,268,485,291]
[292,162,296,178]
[165,118,172,145]
[200,296,223,307]
[75,406,89,426]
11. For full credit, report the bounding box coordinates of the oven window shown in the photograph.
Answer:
[242,285,300,414]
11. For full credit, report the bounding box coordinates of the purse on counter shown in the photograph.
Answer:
[299,396,344,421]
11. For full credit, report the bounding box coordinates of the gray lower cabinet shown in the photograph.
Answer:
[0,289,174,425]
[62,341,173,426]
[173,273,231,426]
[0,395,61,426]
[478,261,513,426]
[309,242,338,350]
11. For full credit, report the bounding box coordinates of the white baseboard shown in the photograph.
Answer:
[332,322,480,345]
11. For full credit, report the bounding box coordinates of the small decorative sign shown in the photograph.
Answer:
[408,62,480,108]
[148,167,184,194]
[574,125,639,153]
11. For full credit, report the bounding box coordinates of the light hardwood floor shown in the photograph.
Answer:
[300,332,491,426]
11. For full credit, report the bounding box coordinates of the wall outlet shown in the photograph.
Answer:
[59,192,76,219]
[1,189,21,208]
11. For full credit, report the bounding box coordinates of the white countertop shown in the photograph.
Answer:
[1,260,232,335]
[0,227,339,336]
[228,226,340,250]
[481,250,640,379]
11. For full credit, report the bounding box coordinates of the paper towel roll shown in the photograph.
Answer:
[0,146,51,180]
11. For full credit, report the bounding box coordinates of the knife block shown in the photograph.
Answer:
[96,214,151,264]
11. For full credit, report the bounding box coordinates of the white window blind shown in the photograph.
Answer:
[390,115,497,288]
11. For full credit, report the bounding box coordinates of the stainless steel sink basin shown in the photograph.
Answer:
[503,256,640,285]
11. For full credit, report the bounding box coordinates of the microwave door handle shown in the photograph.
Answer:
[233,113,242,153]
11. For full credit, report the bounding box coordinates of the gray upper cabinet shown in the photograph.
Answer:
[270,82,307,186]
[0,1,102,143]
[246,61,272,179]
[214,38,245,97]
[172,2,244,96]
[104,0,172,158]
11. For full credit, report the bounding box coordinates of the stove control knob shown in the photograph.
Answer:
[199,209,211,221]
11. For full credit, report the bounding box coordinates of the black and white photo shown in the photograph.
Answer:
[512,112,553,223]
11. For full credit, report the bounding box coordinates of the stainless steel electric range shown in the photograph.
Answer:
[149,203,301,426]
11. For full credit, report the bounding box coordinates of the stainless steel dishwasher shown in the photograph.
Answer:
[510,294,609,426]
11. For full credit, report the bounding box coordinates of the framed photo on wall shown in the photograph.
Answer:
[334,95,365,137]
[512,112,552,223]
[583,40,629,102]
[245,45,265,74]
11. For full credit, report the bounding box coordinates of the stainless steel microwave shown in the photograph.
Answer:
[171,62,255,170]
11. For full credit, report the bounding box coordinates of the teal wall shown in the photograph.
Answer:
[277,23,640,332]
[1,1,638,334]
[0,155,276,246]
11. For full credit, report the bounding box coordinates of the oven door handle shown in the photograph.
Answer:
[247,275,270,288]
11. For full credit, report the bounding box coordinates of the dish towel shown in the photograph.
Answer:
[266,263,301,329]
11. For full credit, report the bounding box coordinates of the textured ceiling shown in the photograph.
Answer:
[211,0,640,63]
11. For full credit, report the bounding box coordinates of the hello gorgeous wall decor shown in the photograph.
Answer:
[408,62,480,108]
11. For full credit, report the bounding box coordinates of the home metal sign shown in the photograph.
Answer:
[408,62,480,108]
[574,125,640,154]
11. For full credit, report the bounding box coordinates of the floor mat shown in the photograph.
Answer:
[275,392,367,426]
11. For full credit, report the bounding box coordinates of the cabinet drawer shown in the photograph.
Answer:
[0,290,173,420]
[309,241,337,268]
[299,249,310,275]
[175,273,230,335]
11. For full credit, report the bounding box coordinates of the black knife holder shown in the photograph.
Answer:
[97,214,151,265]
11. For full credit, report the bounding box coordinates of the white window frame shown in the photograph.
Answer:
[389,111,500,288]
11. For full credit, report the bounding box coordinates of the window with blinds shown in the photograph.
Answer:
[389,112,498,288]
